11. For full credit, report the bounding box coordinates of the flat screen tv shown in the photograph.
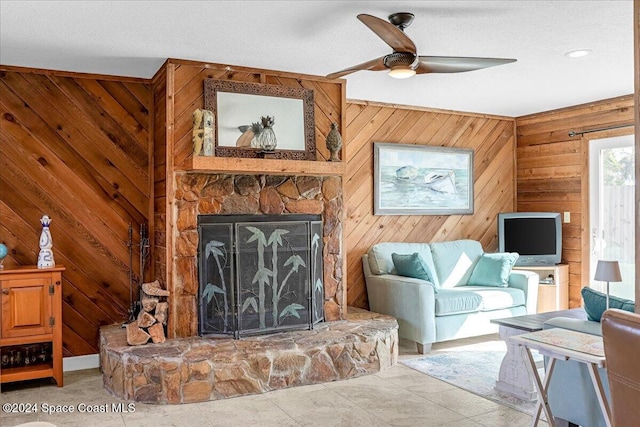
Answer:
[498,212,562,266]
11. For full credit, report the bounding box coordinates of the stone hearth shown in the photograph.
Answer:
[100,309,398,404]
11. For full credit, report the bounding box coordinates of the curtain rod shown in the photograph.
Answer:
[568,123,634,137]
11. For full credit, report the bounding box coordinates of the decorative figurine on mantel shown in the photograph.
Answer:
[202,109,214,156]
[326,122,343,161]
[257,116,277,152]
[37,215,55,269]
[192,109,215,157]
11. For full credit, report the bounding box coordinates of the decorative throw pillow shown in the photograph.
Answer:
[391,252,438,293]
[467,252,519,287]
[581,287,635,322]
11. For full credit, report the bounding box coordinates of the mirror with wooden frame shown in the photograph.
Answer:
[204,79,316,160]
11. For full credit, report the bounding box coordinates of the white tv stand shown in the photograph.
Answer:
[513,264,569,313]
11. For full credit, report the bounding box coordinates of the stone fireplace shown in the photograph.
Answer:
[197,214,324,337]
[171,173,344,338]
[100,171,398,404]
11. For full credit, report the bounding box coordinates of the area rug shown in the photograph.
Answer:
[401,348,543,415]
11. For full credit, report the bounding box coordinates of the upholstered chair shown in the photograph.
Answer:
[602,308,640,427]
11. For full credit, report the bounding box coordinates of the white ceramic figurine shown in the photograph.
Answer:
[37,215,55,269]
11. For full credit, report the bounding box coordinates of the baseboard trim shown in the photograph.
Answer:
[63,354,99,372]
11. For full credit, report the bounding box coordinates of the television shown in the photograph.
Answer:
[498,212,562,266]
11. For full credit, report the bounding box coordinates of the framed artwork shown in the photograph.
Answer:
[204,79,316,160]
[374,143,474,215]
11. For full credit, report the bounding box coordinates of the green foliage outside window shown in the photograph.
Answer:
[603,147,634,186]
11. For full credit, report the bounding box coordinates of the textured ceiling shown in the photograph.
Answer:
[0,0,634,116]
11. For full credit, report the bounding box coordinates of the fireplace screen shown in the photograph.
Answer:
[198,214,323,337]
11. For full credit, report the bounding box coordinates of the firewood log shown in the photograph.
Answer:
[141,295,159,312]
[126,321,150,346]
[142,280,170,297]
[155,302,169,325]
[137,311,156,328]
[148,323,166,344]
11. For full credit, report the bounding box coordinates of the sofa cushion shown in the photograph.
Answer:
[434,286,526,316]
[430,240,483,288]
[391,252,437,292]
[463,286,526,311]
[467,252,519,287]
[368,243,440,287]
[434,289,483,316]
[581,287,635,322]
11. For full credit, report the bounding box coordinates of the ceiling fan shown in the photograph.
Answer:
[326,13,516,80]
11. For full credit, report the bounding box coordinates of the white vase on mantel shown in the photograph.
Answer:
[37,215,55,269]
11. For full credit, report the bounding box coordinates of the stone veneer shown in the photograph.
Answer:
[100,309,398,404]
[171,173,344,338]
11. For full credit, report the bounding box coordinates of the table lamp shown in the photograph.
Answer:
[594,260,622,309]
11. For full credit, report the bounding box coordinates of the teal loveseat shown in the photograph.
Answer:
[362,239,539,353]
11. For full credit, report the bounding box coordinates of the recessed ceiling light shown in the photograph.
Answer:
[564,49,592,58]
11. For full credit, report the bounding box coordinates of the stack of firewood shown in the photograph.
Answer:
[126,280,169,345]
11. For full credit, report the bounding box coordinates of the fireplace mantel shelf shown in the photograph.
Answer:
[186,156,346,177]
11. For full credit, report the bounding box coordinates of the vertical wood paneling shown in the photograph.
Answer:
[152,65,168,286]
[516,95,635,308]
[345,100,516,309]
[0,66,152,355]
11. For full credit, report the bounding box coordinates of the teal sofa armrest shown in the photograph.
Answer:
[363,255,436,346]
[507,270,539,314]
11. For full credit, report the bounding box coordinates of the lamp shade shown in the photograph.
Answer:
[594,260,622,282]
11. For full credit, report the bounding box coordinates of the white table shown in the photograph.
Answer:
[511,329,611,427]
[494,324,539,401]
[490,309,587,401]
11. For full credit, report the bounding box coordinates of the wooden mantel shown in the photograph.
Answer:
[186,156,346,176]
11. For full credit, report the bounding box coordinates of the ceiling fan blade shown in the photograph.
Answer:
[416,56,516,74]
[326,56,386,79]
[357,14,417,54]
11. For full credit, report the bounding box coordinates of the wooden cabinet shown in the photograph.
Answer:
[0,265,64,386]
[513,264,569,313]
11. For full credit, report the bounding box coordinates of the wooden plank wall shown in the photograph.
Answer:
[516,95,635,308]
[345,100,517,309]
[0,66,152,355]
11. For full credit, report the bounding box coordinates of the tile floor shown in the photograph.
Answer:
[0,334,548,427]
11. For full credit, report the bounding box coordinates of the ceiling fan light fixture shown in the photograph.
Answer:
[327,13,518,80]
[388,66,416,79]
